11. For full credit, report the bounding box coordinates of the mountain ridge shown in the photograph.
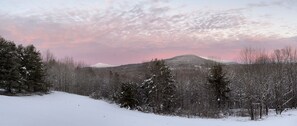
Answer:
[91,54,236,68]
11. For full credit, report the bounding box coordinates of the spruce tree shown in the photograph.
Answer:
[119,82,139,109]
[142,59,177,114]
[0,37,21,94]
[21,45,49,92]
[207,64,230,109]
[16,45,27,92]
[160,65,177,114]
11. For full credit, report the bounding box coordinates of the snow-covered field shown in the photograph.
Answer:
[0,92,296,126]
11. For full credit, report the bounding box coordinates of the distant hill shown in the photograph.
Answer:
[164,55,216,69]
[91,54,233,69]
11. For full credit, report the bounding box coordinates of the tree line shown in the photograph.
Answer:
[43,46,297,120]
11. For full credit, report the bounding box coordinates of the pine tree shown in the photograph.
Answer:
[119,82,139,109]
[141,59,177,114]
[16,45,27,92]
[207,64,230,109]
[159,62,177,114]
[21,45,49,92]
[141,75,156,112]
[0,37,21,94]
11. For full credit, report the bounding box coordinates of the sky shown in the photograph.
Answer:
[0,0,296,65]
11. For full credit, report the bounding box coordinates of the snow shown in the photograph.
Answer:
[0,92,297,126]
[90,63,116,68]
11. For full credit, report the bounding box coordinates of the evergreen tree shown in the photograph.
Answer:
[119,82,139,109]
[141,59,177,114]
[16,45,27,92]
[21,45,49,92]
[207,64,230,109]
[0,37,21,94]
[141,75,156,112]
[159,62,177,114]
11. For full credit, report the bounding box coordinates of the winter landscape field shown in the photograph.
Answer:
[1,0,297,126]
[1,92,297,126]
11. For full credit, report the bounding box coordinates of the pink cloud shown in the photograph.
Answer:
[0,2,296,65]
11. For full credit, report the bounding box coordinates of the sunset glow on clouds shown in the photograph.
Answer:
[0,0,296,65]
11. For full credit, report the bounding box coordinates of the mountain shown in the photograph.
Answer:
[91,63,116,68]
[89,55,236,82]
[91,55,236,69]
[91,54,236,72]
[164,55,216,68]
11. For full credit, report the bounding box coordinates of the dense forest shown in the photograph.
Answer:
[1,37,297,120]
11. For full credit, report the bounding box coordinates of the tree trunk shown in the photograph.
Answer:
[250,104,254,120]
[260,103,263,119]
[265,105,269,116]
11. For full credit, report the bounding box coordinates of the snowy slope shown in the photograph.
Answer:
[0,92,296,126]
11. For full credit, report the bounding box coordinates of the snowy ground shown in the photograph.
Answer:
[0,92,296,126]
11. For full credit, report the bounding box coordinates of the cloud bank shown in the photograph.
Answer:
[0,0,296,65]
